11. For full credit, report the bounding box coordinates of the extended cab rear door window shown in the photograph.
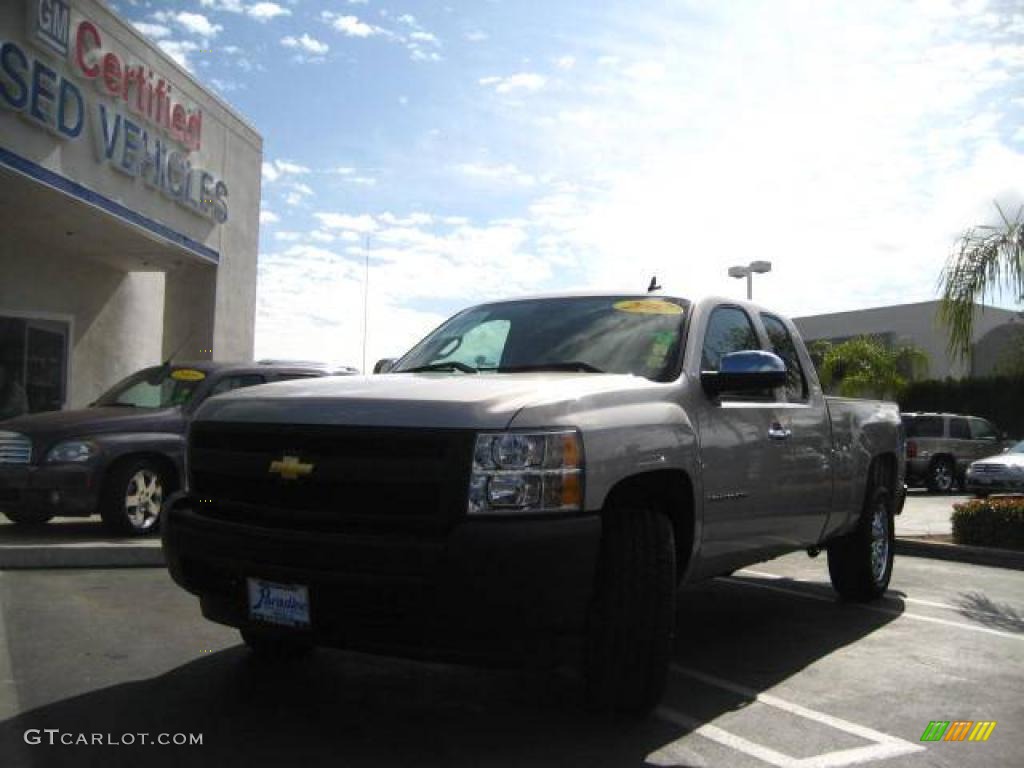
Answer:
[760,313,809,402]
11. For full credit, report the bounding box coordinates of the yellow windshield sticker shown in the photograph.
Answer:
[171,368,206,382]
[613,299,684,316]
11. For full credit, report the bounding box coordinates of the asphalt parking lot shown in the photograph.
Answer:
[0,547,1020,768]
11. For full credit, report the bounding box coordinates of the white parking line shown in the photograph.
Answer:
[727,572,1023,641]
[653,666,925,768]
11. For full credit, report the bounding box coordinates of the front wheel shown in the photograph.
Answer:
[99,458,169,536]
[584,506,676,715]
[827,486,894,601]
[926,458,955,494]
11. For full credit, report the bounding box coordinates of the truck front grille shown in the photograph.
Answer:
[188,423,475,532]
[0,432,32,464]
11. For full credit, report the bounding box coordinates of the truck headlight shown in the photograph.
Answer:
[469,430,583,514]
[45,440,98,464]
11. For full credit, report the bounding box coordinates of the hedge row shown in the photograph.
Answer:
[951,498,1024,550]
[900,375,1024,438]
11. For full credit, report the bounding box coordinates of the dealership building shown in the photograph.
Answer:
[1,0,261,415]
[794,300,1024,380]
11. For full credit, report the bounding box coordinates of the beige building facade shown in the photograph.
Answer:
[1,0,261,414]
[794,300,1023,380]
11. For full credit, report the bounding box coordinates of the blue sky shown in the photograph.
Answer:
[115,0,1024,369]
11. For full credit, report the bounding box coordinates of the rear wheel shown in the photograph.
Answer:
[240,628,314,659]
[584,506,676,715]
[827,485,894,601]
[926,457,955,494]
[2,509,54,527]
[99,458,169,536]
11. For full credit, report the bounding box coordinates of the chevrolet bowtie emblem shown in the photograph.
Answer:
[268,455,314,480]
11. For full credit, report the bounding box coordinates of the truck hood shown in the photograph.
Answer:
[195,372,659,430]
[0,407,184,448]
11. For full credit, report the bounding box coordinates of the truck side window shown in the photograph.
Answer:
[700,306,760,371]
[209,374,265,396]
[949,417,970,440]
[761,313,808,402]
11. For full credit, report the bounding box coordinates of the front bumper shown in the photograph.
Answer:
[965,473,1024,495]
[0,464,98,516]
[161,495,602,666]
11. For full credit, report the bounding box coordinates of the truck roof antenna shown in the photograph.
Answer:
[647,275,661,293]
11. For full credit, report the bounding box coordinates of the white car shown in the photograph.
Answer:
[965,441,1024,497]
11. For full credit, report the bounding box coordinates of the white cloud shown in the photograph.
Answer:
[556,55,576,70]
[479,73,547,94]
[173,12,222,39]
[465,30,488,42]
[157,40,199,70]
[281,34,330,55]
[315,213,379,232]
[262,160,310,183]
[133,22,170,39]
[247,2,291,22]
[199,0,244,11]
[259,209,279,224]
[457,162,536,186]
[324,13,378,37]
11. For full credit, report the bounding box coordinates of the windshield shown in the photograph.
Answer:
[94,366,207,408]
[1010,441,1024,454]
[393,296,689,382]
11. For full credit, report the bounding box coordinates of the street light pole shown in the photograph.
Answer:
[728,261,772,300]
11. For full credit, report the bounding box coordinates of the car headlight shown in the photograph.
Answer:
[45,440,99,463]
[469,430,583,514]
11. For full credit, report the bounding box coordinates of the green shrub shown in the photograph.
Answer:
[900,375,1024,438]
[951,498,1024,550]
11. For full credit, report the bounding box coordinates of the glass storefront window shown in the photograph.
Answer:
[0,316,69,418]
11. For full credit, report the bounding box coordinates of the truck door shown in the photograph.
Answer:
[759,313,833,546]
[692,305,791,572]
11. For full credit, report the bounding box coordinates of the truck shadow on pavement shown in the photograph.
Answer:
[0,575,903,768]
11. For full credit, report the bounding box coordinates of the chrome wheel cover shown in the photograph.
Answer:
[124,469,162,531]
[933,463,953,491]
[870,501,890,584]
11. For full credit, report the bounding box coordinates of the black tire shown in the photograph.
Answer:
[827,485,894,601]
[240,628,314,660]
[99,458,169,536]
[2,509,55,527]
[584,506,676,715]
[925,457,955,494]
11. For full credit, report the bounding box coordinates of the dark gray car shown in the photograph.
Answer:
[902,412,1013,493]
[0,361,344,534]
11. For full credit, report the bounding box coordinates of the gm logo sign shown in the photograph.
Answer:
[28,0,70,57]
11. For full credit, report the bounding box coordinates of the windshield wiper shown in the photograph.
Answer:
[492,362,605,374]
[401,361,479,374]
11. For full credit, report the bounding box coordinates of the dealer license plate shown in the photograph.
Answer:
[247,578,310,628]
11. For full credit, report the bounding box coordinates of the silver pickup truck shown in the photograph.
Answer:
[162,292,905,714]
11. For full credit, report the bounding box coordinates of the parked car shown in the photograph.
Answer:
[0,361,347,534]
[162,293,905,714]
[902,412,1013,493]
[965,441,1024,497]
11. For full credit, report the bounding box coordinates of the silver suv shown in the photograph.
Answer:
[902,412,1011,493]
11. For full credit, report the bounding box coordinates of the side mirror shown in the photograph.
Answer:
[701,350,787,397]
[373,358,397,374]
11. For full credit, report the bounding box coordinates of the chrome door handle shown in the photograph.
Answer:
[768,424,792,441]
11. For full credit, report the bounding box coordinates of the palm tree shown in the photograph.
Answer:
[815,337,929,400]
[939,202,1024,362]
